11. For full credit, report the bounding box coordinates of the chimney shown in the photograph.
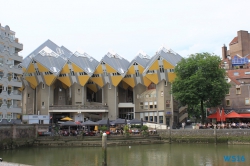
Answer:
[222,44,227,60]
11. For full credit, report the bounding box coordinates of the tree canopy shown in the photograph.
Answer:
[172,52,230,123]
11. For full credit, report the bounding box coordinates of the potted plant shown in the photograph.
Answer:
[141,125,149,137]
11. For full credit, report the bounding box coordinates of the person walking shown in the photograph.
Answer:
[182,122,185,129]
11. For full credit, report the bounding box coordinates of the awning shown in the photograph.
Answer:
[238,114,250,118]
[225,111,242,118]
[207,113,217,119]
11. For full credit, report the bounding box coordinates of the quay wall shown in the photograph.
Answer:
[0,124,49,150]
[2,125,250,150]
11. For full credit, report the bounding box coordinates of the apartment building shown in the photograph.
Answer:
[0,23,23,124]
[21,40,187,127]
[221,30,250,115]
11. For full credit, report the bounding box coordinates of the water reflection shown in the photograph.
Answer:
[0,144,249,166]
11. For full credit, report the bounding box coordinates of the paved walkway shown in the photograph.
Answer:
[0,161,32,166]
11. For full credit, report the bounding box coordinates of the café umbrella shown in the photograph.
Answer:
[61,117,73,121]
[60,121,77,134]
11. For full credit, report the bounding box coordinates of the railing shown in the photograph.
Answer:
[49,105,109,110]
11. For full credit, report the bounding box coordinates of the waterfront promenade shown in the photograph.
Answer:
[0,161,31,166]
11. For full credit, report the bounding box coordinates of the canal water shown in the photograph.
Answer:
[0,144,249,166]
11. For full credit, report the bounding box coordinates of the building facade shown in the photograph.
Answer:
[0,23,23,124]
[21,40,187,127]
[221,30,250,114]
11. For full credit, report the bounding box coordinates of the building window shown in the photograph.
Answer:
[0,85,3,93]
[149,102,153,109]
[154,101,157,108]
[159,65,164,73]
[236,87,241,94]
[28,93,30,98]
[159,116,163,123]
[140,102,143,109]
[0,99,2,107]
[42,101,45,106]
[245,98,250,105]
[226,99,230,106]
[166,100,170,107]
[135,70,139,77]
[226,89,230,95]
[149,116,153,122]
[165,81,167,86]
[42,83,45,89]
[59,96,62,100]
[234,72,239,76]
[144,102,148,109]
[154,116,157,123]
[145,116,148,121]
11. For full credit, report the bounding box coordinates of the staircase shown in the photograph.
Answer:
[179,106,188,123]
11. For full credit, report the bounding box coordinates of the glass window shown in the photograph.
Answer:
[150,116,153,122]
[166,100,170,107]
[154,116,157,123]
[144,102,148,109]
[145,116,148,121]
[245,98,250,105]
[159,116,163,123]
[236,87,241,94]
[226,99,230,106]
[154,101,157,108]
[140,102,143,109]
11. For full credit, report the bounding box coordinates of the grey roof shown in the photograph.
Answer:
[143,47,183,74]
[70,52,99,75]
[129,52,151,68]
[21,56,32,68]
[102,52,130,74]
[34,53,66,75]
[26,39,60,58]
[60,46,73,59]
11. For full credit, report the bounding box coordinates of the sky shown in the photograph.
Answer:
[1,0,250,62]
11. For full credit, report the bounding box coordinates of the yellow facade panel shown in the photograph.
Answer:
[143,76,152,87]
[149,61,159,70]
[138,65,144,73]
[61,82,68,89]
[122,81,130,89]
[57,77,71,87]
[27,64,36,73]
[111,75,122,87]
[127,66,135,74]
[86,84,98,92]
[37,62,48,72]
[22,67,26,72]
[145,73,159,84]
[78,75,90,86]
[72,63,83,72]
[60,64,70,74]
[106,64,117,73]
[25,76,38,87]
[168,73,176,82]
[163,60,174,69]
[122,78,135,88]
[30,83,36,89]
[94,65,103,74]
[44,75,56,86]
[90,77,104,87]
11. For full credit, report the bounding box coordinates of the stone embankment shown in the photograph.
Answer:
[2,124,250,150]
[34,135,163,147]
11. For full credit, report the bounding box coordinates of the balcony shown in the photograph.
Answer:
[49,105,109,113]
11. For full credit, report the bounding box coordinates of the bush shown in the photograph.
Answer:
[99,126,108,132]
[141,125,148,131]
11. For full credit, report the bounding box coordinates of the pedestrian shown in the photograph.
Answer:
[182,122,185,129]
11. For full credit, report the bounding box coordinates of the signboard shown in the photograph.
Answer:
[166,111,172,116]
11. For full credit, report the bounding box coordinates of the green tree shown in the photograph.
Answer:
[172,52,230,124]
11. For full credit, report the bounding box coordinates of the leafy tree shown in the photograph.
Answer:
[172,52,230,124]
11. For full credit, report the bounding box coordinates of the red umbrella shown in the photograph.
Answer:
[221,108,226,121]
[216,108,221,122]
[207,113,217,119]
[225,111,242,118]
[75,121,81,125]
